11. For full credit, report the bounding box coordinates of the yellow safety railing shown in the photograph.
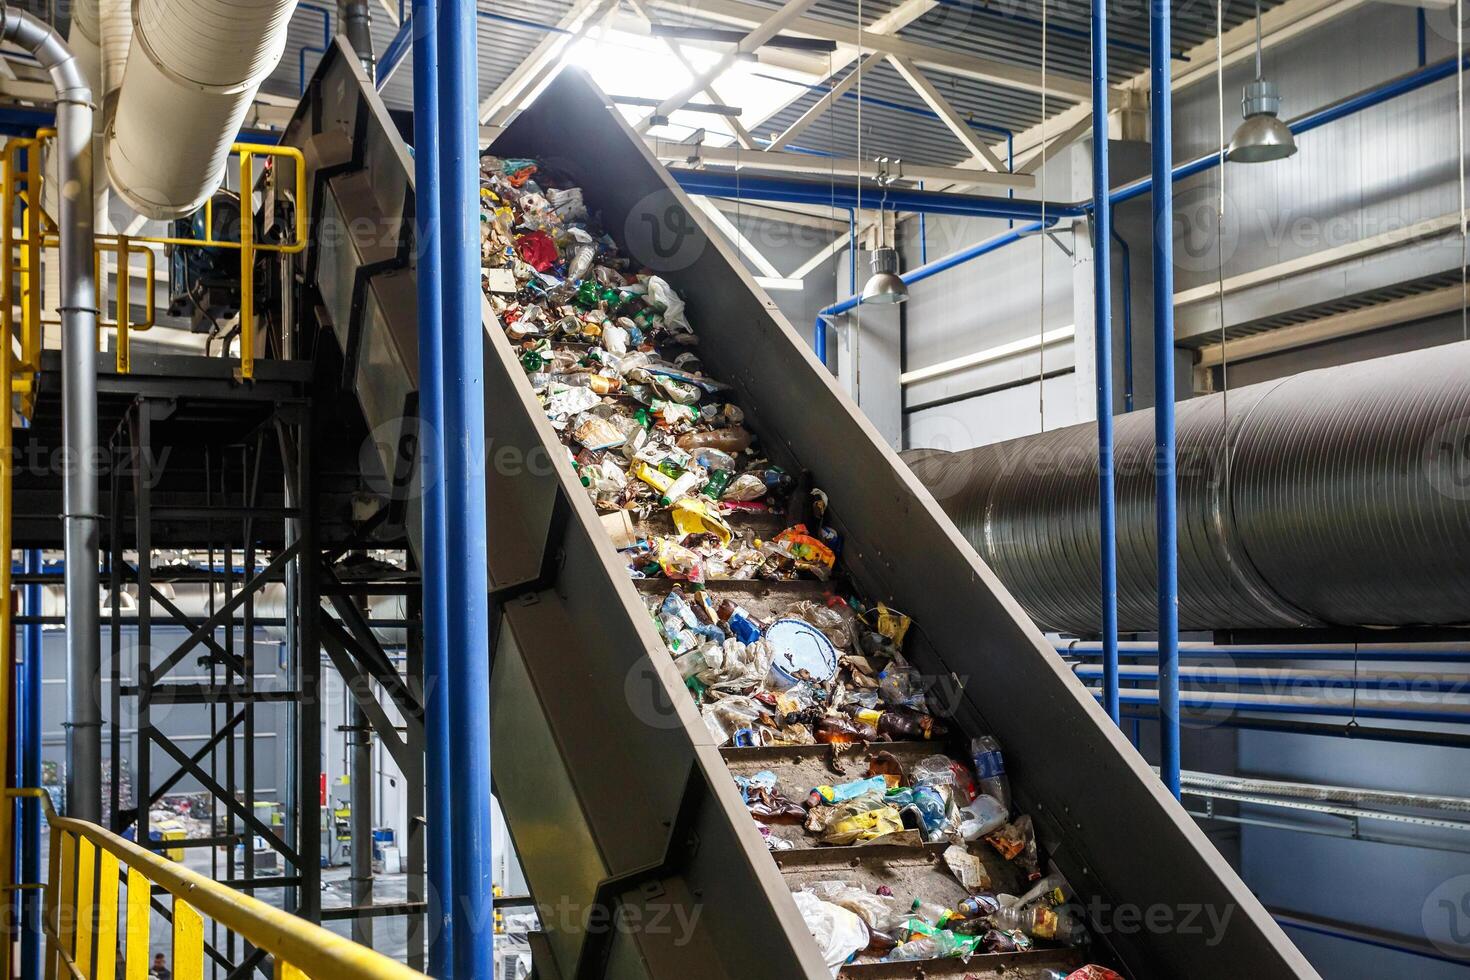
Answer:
[3,137,305,385]
[129,143,309,380]
[9,789,426,980]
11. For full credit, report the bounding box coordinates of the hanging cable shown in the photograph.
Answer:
[1216,0,1232,492]
[1457,3,1467,335]
[1038,0,1048,432]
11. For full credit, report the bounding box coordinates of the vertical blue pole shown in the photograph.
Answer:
[20,550,42,980]
[409,1,454,973]
[1092,0,1120,725]
[1149,0,1182,797]
[437,0,495,974]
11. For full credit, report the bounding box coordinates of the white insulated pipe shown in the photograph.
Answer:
[97,0,132,118]
[105,0,297,219]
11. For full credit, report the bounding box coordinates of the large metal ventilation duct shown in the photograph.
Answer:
[905,340,1470,634]
[105,0,297,219]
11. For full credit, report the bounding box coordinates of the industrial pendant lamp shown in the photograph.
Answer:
[862,160,908,304]
[1227,0,1298,163]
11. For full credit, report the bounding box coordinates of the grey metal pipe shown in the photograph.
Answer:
[906,341,1470,634]
[349,693,373,945]
[0,5,101,821]
[340,0,374,80]
[1177,768,1470,813]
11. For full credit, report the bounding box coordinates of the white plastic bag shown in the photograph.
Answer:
[791,890,869,975]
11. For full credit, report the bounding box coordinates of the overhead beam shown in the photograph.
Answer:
[1195,284,1465,367]
[635,0,821,133]
[690,196,783,277]
[994,0,1371,163]
[767,54,880,151]
[625,0,757,149]
[648,138,1036,190]
[479,0,614,125]
[886,54,1005,171]
[680,0,1090,101]
[746,0,937,137]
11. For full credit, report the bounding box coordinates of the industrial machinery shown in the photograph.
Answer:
[283,42,1317,979]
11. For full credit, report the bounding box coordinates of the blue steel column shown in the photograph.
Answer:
[436,1,495,975]
[1149,0,1182,796]
[409,0,454,973]
[20,550,41,980]
[1092,0,1120,724]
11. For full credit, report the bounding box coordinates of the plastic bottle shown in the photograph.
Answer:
[909,899,960,930]
[814,715,874,745]
[660,471,701,506]
[970,735,1012,812]
[1013,872,1070,910]
[956,892,1001,921]
[877,707,948,741]
[701,468,734,499]
[958,795,1009,842]
[884,928,973,962]
[990,904,1087,944]
[676,426,753,454]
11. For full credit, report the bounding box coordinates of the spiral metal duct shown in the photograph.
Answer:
[905,340,1470,633]
[105,0,297,219]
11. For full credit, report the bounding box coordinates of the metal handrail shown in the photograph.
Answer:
[9,789,426,980]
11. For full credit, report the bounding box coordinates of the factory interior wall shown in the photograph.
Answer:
[684,6,1470,977]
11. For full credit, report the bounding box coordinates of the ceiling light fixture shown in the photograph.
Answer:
[862,158,908,305]
[1227,0,1298,163]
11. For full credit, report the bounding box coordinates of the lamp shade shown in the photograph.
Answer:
[861,245,908,304]
[1227,79,1298,163]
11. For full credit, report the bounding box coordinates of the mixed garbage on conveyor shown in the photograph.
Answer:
[479,154,1123,978]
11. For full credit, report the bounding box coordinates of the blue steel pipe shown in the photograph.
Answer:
[1096,689,1470,724]
[1072,664,1470,695]
[297,3,333,94]
[1059,643,1470,663]
[439,0,495,969]
[1149,0,1182,799]
[378,14,414,88]
[19,550,41,980]
[668,169,1084,222]
[1091,0,1120,725]
[409,0,453,972]
[813,219,1052,348]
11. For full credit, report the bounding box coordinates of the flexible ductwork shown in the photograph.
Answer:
[905,340,1470,634]
[105,0,297,219]
[97,0,131,118]
[0,4,100,822]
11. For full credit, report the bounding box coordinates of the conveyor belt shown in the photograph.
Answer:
[284,40,1320,980]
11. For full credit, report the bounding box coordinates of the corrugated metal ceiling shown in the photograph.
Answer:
[261,0,1283,168]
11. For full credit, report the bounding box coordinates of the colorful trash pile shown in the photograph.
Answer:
[480,154,1121,977]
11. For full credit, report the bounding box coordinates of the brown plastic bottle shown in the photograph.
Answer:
[677,426,754,454]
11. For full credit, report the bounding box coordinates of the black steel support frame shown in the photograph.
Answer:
[104,386,318,979]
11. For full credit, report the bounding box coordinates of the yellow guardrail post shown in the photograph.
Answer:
[10,788,428,980]
[239,146,255,381]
